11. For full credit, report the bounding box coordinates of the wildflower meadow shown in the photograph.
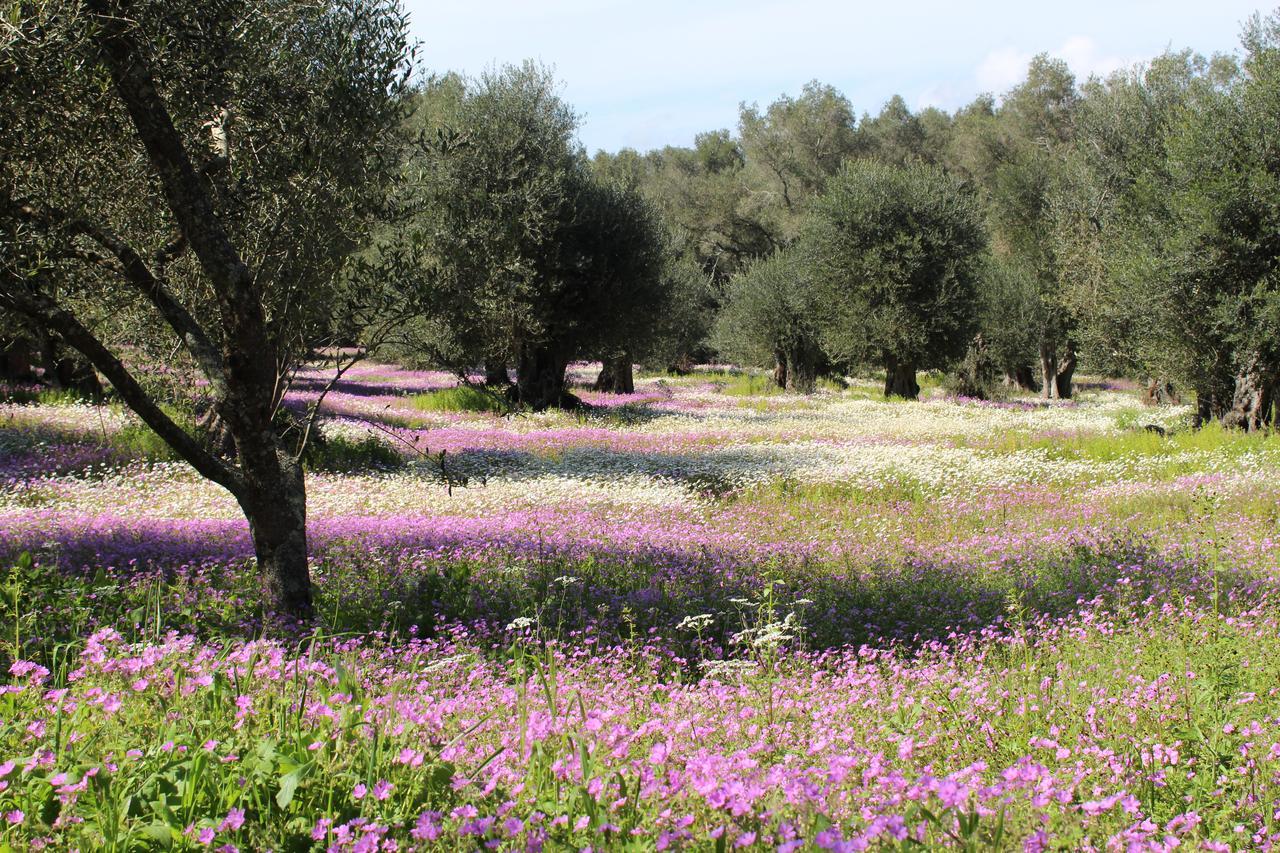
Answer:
[2,366,1278,851]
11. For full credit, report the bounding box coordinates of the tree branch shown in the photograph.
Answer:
[0,276,243,497]
[74,221,227,393]
[293,349,366,460]
[85,0,277,409]
[85,1,253,303]
[3,193,227,394]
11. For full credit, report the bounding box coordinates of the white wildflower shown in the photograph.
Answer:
[700,659,759,680]
[676,614,714,632]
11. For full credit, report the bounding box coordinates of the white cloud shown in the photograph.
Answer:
[1055,35,1133,81]
[975,47,1034,95]
[974,36,1138,100]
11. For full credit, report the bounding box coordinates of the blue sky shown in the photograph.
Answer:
[403,1,1270,154]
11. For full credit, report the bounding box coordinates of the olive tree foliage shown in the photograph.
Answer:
[712,247,824,392]
[382,62,671,408]
[1156,16,1280,429]
[597,134,766,372]
[806,161,985,399]
[0,0,413,624]
[644,131,774,285]
[738,81,858,242]
[590,147,649,189]
[854,95,953,167]
[1047,14,1280,432]
[944,95,998,182]
[635,257,717,374]
[954,56,1080,398]
[1050,51,1238,408]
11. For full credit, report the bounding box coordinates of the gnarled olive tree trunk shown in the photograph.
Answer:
[884,355,919,399]
[1054,345,1076,400]
[516,342,575,410]
[772,346,788,390]
[3,330,102,396]
[1004,365,1039,393]
[1222,353,1276,431]
[593,353,634,394]
[1038,342,1076,400]
[666,354,693,375]
[785,341,821,394]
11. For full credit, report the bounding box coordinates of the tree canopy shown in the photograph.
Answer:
[806,160,986,399]
[1,0,413,623]
[382,62,671,409]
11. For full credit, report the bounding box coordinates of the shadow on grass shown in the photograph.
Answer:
[0,515,1239,671]
[287,374,439,399]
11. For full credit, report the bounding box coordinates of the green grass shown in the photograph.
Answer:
[992,420,1280,463]
[410,385,508,414]
[722,376,783,397]
[718,372,848,398]
[304,433,403,472]
[0,386,95,406]
[108,403,196,461]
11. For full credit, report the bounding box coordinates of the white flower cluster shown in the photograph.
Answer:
[1,380,1259,528]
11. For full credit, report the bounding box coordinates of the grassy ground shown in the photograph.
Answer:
[0,366,1276,850]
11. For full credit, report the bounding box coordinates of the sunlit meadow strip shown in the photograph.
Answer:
[3,586,1279,850]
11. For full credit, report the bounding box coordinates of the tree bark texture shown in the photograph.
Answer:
[1192,364,1236,427]
[1222,353,1276,431]
[238,455,311,627]
[785,342,820,394]
[884,355,919,400]
[593,354,634,394]
[1039,343,1059,400]
[516,343,575,410]
[772,347,788,390]
[1004,365,1039,393]
[1054,344,1076,400]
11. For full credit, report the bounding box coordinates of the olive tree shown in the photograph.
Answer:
[1050,51,1237,410]
[388,63,672,408]
[739,81,858,243]
[569,178,672,396]
[0,0,412,625]
[385,63,577,394]
[954,57,1080,398]
[1160,14,1280,429]
[636,131,780,289]
[1053,25,1280,429]
[712,247,824,392]
[806,160,985,399]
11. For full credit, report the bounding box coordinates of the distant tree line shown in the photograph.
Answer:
[594,18,1279,428]
[3,1,1279,622]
